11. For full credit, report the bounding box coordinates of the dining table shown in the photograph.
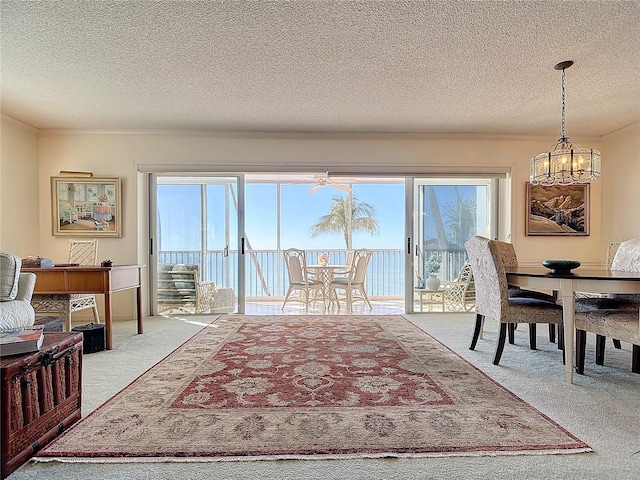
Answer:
[505,266,640,384]
[306,264,350,305]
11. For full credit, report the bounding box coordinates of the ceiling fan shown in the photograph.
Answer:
[308,174,354,194]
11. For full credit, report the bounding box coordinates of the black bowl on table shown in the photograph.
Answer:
[541,260,581,274]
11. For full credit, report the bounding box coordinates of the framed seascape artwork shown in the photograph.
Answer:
[51,176,122,237]
[525,182,589,236]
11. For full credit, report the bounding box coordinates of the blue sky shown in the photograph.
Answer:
[157,182,477,252]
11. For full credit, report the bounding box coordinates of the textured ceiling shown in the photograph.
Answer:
[1,1,639,137]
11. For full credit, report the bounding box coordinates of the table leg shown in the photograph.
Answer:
[560,279,575,384]
[105,292,113,350]
[136,286,143,334]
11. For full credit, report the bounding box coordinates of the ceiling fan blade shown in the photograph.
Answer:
[308,184,321,194]
[331,183,352,192]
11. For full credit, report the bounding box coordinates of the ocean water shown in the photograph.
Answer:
[159,248,466,298]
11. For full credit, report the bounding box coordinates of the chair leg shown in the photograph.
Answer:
[470,314,483,350]
[493,323,508,365]
[632,345,640,374]
[595,334,606,365]
[557,324,565,351]
[91,304,100,323]
[613,339,622,349]
[548,323,556,343]
[507,323,515,344]
[65,308,72,332]
[529,323,537,350]
[282,288,293,310]
[575,329,587,374]
[359,287,373,309]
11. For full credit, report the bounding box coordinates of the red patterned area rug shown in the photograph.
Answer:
[38,315,590,462]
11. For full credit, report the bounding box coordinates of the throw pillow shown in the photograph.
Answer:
[0,252,22,301]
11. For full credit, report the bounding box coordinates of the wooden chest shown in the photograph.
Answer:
[1,332,82,479]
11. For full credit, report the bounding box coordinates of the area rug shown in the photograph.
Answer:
[38,315,590,461]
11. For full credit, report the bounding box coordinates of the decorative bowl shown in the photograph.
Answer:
[542,260,581,274]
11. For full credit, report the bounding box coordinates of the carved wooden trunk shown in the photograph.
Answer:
[1,332,82,479]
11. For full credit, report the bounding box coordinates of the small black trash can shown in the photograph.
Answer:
[72,323,106,353]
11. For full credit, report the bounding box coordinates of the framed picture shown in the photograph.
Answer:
[525,182,589,236]
[51,176,122,237]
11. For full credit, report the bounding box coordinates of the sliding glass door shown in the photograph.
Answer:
[150,174,244,315]
[409,178,497,312]
[147,172,499,315]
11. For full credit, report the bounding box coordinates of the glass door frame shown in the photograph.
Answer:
[406,176,499,313]
[148,173,246,316]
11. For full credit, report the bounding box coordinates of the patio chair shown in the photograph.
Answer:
[441,261,475,312]
[157,263,220,314]
[329,248,373,312]
[465,236,564,365]
[282,248,325,312]
[31,239,100,331]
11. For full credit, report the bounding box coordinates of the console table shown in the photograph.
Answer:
[23,265,144,350]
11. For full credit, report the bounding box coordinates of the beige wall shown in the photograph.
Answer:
[5,116,639,319]
[601,122,640,243]
[33,131,606,266]
[0,117,40,254]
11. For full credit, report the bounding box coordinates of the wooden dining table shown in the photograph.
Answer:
[23,264,144,350]
[505,266,640,384]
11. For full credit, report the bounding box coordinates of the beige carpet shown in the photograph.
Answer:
[37,315,589,461]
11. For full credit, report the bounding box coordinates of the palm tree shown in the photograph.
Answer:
[309,194,379,249]
[443,188,477,248]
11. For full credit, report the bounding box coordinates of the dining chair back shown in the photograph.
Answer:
[465,236,563,365]
[69,239,99,265]
[281,248,325,312]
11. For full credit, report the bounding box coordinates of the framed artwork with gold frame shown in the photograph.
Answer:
[51,176,122,237]
[525,182,589,236]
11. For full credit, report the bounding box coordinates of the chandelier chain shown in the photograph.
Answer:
[560,67,567,140]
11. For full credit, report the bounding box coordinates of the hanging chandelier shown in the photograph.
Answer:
[529,61,601,185]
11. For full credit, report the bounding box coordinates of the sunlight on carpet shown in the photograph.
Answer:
[37,315,590,462]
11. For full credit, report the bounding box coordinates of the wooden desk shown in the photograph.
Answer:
[23,265,144,350]
[505,266,640,384]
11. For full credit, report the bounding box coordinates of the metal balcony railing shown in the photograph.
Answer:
[158,248,469,300]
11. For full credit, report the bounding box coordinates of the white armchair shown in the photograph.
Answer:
[0,252,36,331]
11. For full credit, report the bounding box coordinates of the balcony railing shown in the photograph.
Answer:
[158,248,469,299]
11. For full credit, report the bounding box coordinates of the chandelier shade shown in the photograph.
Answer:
[529,61,601,186]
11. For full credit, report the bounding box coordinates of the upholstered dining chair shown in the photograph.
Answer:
[478,238,561,346]
[575,309,640,374]
[465,236,564,365]
[575,238,640,372]
[282,248,325,312]
[329,248,373,312]
[31,239,100,331]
